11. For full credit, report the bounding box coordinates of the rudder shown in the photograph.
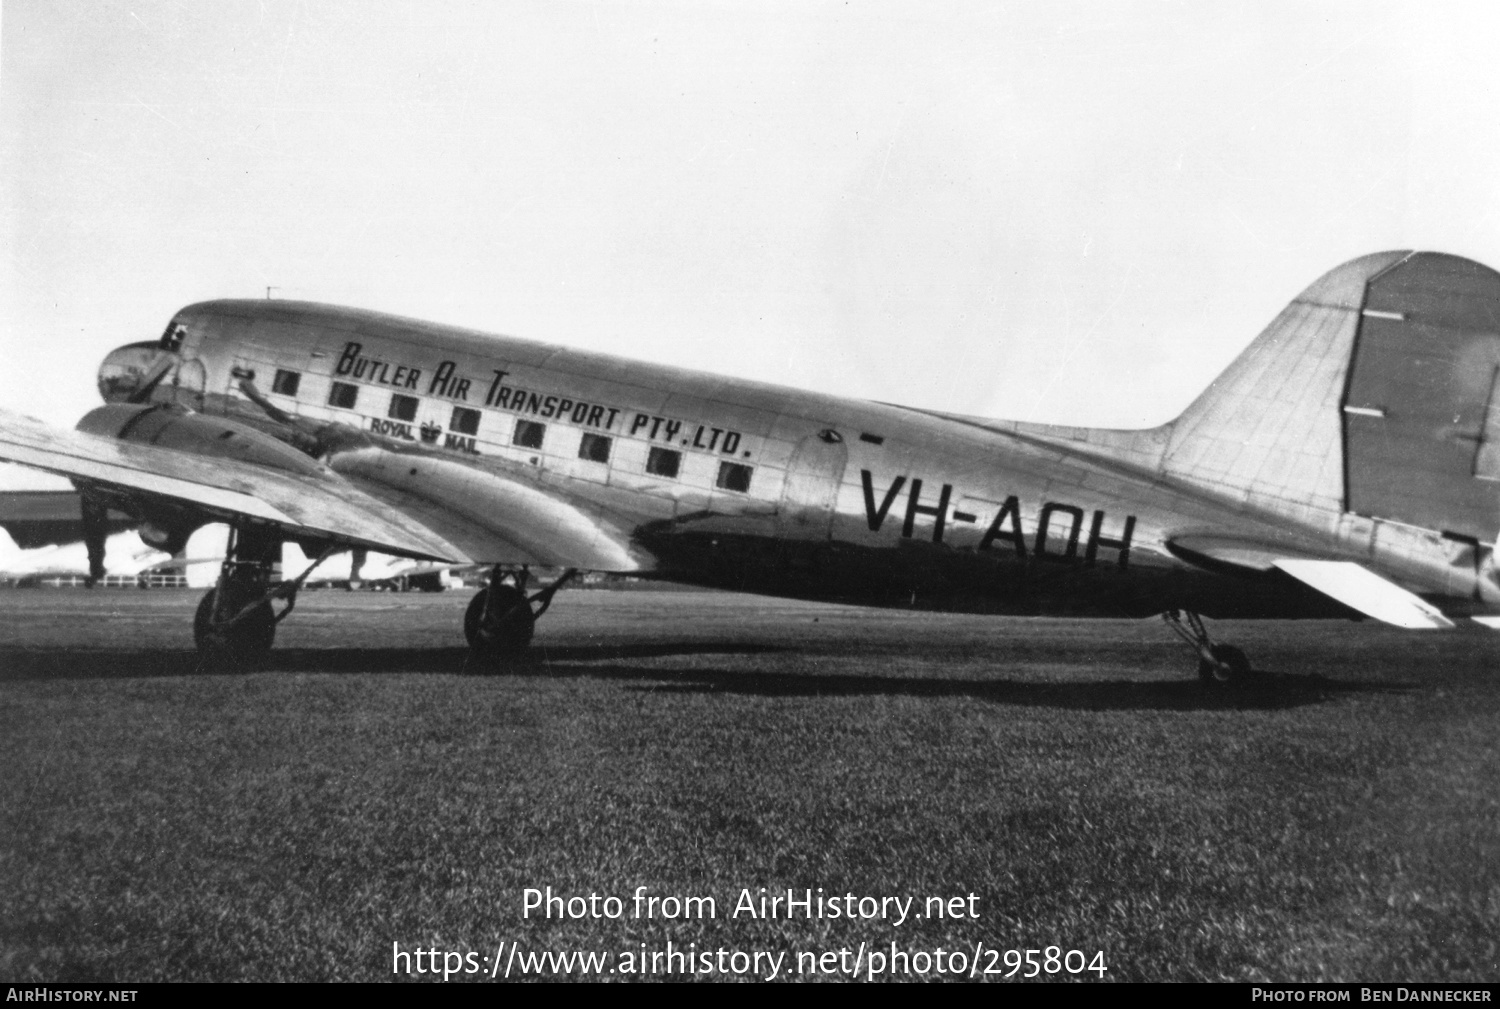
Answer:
[1342,253,1500,541]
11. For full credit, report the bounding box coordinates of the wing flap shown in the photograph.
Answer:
[0,408,466,562]
[1272,559,1455,629]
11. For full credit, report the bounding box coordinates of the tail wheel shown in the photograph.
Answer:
[193,588,276,665]
[464,585,535,658]
[1198,643,1253,686]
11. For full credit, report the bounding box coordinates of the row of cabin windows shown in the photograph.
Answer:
[529,426,749,490]
[306,371,753,491]
[388,395,481,435]
[329,384,481,440]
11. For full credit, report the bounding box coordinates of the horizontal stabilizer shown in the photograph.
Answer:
[1469,616,1500,630]
[1272,560,1454,630]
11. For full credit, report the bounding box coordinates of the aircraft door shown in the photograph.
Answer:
[778,430,849,540]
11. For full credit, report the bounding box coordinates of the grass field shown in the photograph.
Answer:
[1,588,1497,982]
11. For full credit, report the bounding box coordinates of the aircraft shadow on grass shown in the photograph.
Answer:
[0,641,785,680]
[0,642,1415,712]
[543,663,1411,712]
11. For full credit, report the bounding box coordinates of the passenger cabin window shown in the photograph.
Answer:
[514,420,545,449]
[646,447,681,478]
[328,382,359,409]
[389,394,419,422]
[272,369,301,396]
[579,433,612,464]
[716,462,753,493]
[451,406,481,436]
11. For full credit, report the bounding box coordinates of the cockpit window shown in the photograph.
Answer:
[159,321,186,352]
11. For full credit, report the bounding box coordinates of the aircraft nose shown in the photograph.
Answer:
[96,342,168,403]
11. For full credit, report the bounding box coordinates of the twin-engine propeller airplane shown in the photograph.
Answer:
[3,250,1499,683]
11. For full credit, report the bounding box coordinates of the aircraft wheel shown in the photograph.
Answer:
[193,588,276,666]
[1198,643,1252,686]
[464,585,535,662]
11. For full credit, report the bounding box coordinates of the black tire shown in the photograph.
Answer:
[193,588,276,666]
[1198,643,1253,686]
[463,585,535,660]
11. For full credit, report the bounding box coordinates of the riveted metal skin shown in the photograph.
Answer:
[5,251,1499,627]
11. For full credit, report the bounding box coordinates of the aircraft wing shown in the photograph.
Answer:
[0,408,465,562]
[328,448,645,570]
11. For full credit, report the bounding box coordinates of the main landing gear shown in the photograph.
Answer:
[464,566,578,669]
[1162,609,1255,687]
[80,495,109,588]
[193,526,333,668]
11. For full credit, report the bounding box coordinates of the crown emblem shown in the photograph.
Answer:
[419,422,442,443]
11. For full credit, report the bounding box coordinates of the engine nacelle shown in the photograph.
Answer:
[75,404,329,478]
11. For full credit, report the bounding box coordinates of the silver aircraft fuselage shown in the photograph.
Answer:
[88,295,1420,621]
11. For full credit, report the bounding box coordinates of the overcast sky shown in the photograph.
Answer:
[3,1,1499,463]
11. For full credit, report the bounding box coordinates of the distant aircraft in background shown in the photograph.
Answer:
[276,541,458,592]
[0,527,169,585]
[2,250,1497,683]
[0,517,454,592]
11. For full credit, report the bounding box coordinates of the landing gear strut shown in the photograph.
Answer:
[464,566,578,669]
[193,526,333,667]
[80,494,109,588]
[1162,609,1254,686]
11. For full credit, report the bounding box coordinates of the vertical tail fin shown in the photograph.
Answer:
[1162,251,1411,518]
[1161,250,1500,547]
[994,250,1500,545]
